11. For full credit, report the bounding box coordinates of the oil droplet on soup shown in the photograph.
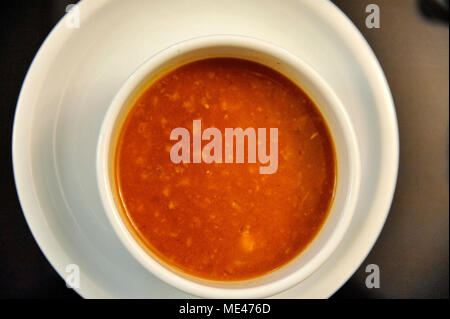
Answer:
[115,58,336,281]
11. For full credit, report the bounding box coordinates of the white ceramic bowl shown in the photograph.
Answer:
[97,35,361,298]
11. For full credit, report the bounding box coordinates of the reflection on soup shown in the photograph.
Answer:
[115,58,336,281]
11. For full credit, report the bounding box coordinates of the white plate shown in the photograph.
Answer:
[12,0,398,298]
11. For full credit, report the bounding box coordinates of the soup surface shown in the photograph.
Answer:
[115,58,336,281]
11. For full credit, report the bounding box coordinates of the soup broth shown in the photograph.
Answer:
[115,58,336,281]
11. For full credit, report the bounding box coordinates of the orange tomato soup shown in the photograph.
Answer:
[115,58,336,281]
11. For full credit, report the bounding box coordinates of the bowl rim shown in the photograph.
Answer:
[96,34,361,298]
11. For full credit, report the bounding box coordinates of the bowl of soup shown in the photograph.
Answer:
[97,35,361,298]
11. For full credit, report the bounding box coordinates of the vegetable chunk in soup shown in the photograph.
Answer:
[115,58,336,281]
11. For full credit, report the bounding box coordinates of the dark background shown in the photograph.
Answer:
[0,0,448,299]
